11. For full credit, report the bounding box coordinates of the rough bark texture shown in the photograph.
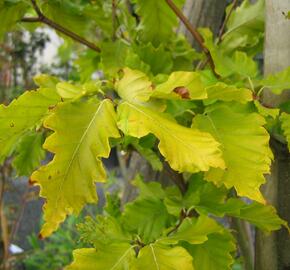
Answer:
[178,0,227,48]
[256,1,290,269]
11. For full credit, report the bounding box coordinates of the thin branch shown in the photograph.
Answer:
[21,17,41,23]
[217,0,239,43]
[165,0,218,76]
[163,162,187,194]
[167,209,187,236]
[30,0,42,17]
[21,0,101,53]
[112,0,118,41]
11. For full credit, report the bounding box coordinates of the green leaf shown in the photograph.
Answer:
[41,0,91,37]
[77,216,130,249]
[193,104,272,203]
[200,29,258,78]
[131,140,163,171]
[100,40,130,76]
[115,68,153,103]
[259,66,290,94]
[224,0,264,38]
[230,201,287,232]
[221,0,265,54]
[254,100,279,119]
[12,132,45,176]
[67,244,135,270]
[0,88,60,163]
[0,0,29,39]
[133,43,173,75]
[133,244,194,270]
[118,102,225,173]
[133,175,165,200]
[164,174,227,217]
[83,1,113,37]
[31,99,120,237]
[122,197,171,243]
[152,72,207,100]
[135,0,185,46]
[183,231,235,270]
[281,113,290,150]
[74,50,100,82]
[206,82,253,103]
[159,216,222,245]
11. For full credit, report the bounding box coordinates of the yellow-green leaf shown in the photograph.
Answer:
[31,99,120,237]
[206,82,253,103]
[259,66,290,94]
[133,244,194,270]
[183,231,235,270]
[152,71,207,100]
[159,216,222,245]
[193,105,272,203]
[67,244,135,270]
[0,88,60,163]
[115,68,153,103]
[118,102,225,173]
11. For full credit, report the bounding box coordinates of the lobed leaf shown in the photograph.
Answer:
[67,244,135,270]
[115,68,153,103]
[132,244,194,270]
[183,231,235,270]
[152,72,207,100]
[159,216,222,245]
[135,0,185,46]
[193,104,272,203]
[118,102,225,173]
[0,88,60,163]
[31,99,120,237]
[259,66,290,95]
[205,82,253,103]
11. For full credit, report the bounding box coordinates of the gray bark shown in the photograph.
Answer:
[256,1,290,269]
[178,0,227,48]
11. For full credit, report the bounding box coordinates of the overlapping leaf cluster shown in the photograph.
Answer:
[0,0,290,269]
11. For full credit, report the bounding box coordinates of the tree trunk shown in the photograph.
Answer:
[256,1,290,269]
[178,0,227,48]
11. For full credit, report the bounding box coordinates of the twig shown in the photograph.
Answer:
[167,209,187,236]
[167,208,198,236]
[112,0,118,41]
[163,162,187,194]
[21,0,101,53]
[217,0,239,44]
[165,0,218,76]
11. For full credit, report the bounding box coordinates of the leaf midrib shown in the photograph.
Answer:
[54,101,103,208]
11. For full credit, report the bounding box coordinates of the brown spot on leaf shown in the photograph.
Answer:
[48,175,52,180]
[28,178,36,186]
[173,86,190,99]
